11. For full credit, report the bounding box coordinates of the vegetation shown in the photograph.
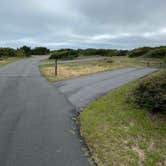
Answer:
[0,46,50,65]
[0,48,16,58]
[49,52,65,75]
[0,46,50,59]
[144,48,166,58]
[50,49,79,60]
[40,56,141,81]
[129,71,166,112]
[49,48,128,59]
[128,46,166,58]
[128,47,152,57]
[47,46,166,61]
[19,46,32,57]
[1,45,166,63]
[40,56,164,82]
[80,78,166,166]
[0,56,30,66]
[31,47,50,55]
[81,49,129,56]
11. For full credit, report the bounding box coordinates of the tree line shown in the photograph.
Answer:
[0,46,50,58]
[50,46,166,60]
[1,45,166,59]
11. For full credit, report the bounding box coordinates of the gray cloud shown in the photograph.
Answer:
[0,0,166,49]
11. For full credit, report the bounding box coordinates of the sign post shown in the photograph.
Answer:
[55,59,57,76]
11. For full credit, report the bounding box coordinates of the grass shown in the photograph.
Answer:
[80,78,166,166]
[40,55,105,62]
[40,56,152,82]
[40,58,133,82]
[0,56,29,66]
[40,56,164,82]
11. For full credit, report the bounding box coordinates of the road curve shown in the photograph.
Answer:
[0,56,90,166]
[55,67,157,110]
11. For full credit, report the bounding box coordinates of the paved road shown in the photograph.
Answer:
[0,56,90,166]
[55,67,157,110]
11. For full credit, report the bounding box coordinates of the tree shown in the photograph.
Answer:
[20,46,31,57]
[50,49,78,60]
[32,47,50,55]
[0,48,16,58]
[16,48,26,57]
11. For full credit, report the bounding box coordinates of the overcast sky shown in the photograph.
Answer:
[0,0,166,49]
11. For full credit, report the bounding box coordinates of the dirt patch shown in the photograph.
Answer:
[132,145,145,166]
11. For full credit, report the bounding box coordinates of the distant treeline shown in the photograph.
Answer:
[49,48,128,60]
[128,46,166,58]
[1,45,166,59]
[50,46,166,60]
[0,46,50,58]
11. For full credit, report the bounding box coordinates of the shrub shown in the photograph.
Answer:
[16,49,26,57]
[0,48,16,58]
[77,49,128,57]
[104,58,114,63]
[128,47,152,57]
[49,49,78,60]
[144,48,166,58]
[19,46,31,57]
[116,50,128,56]
[32,47,50,55]
[49,51,66,60]
[130,71,166,112]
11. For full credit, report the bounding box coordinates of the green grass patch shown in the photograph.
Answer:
[80,80,166,166]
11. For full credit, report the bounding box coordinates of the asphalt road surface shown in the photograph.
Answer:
[0,56,157,166]
[55,67,157,110]
[0,56,90,166]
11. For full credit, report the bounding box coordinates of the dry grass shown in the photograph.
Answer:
[40,58,135,82]
[40,56,164,82]
[0,57,29,66]
[0,59,6,65]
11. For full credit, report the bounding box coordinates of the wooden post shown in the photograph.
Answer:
[147,61,150,67]
[55,59,57,76]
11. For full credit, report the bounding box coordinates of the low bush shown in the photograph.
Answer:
[103,58,114,63]
[130,71,166,112]
[32,47,50,55]
[144,48,166,58]
[0,48,16,58]
[128,47,152,57]
[19,46,31,57]
[16,49,26,57]
[116,50,128,56]
[49,49,78,60]
[77,49,128,57]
